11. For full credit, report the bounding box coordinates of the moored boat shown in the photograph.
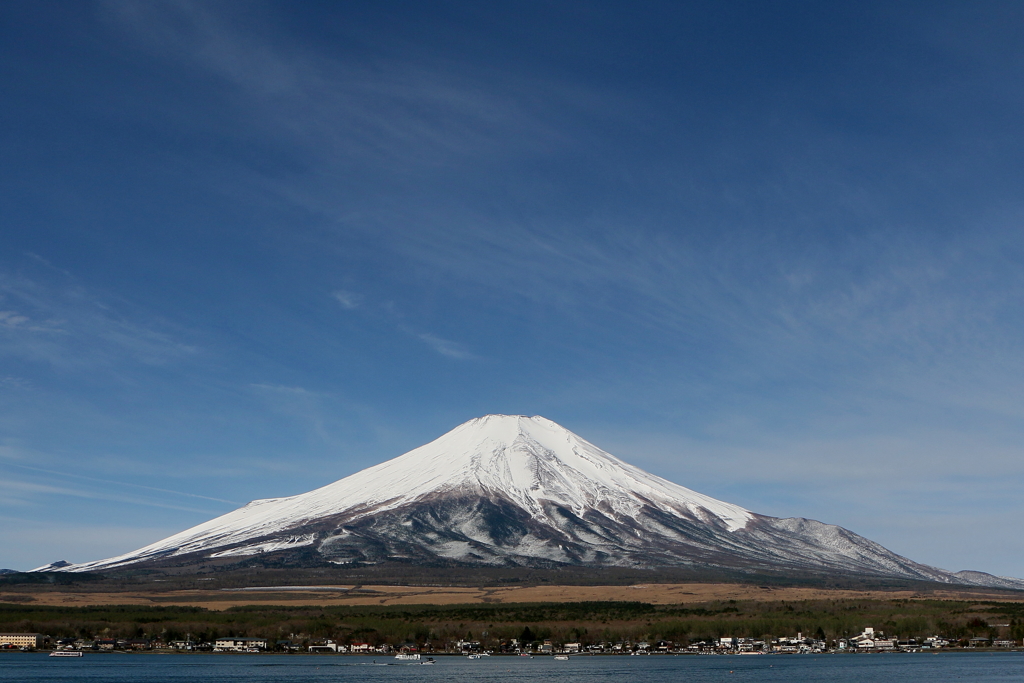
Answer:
[49,651,83,658]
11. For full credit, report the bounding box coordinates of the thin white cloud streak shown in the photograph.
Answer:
[417,332,474,359]
[0,310,35,329]
[328,288,478,361]
[0,268,198,370]
[250,383,325,396]
[331,290,362,309]
[0,478,225,516]
[3,463,239,505]
[248,382,357,451]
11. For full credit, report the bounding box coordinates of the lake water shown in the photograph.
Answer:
[2,653,1023,683]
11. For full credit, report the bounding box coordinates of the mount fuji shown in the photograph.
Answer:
[35,415,1024,589]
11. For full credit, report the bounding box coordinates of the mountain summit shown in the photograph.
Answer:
[38,415,1024,588]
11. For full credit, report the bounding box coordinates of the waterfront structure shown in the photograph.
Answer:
[213,637,268,652]
[0,633,47,649]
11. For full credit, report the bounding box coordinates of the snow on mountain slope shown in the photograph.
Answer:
[56,415,752,572]
[36,415,1024,588]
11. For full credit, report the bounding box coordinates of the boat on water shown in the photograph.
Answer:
[48,651,83,658]
[395,653,421,660]
[420,657,436,665]
[553,654,570,660]
[466,654,482,660]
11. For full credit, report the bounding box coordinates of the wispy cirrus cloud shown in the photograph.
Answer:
[0,265,198,369]
[0,310,31,328]
[97,0,591,187]
[417,332,474,360]
[3,462,238,505]
[0,477,226,516]
[0,376,30,390]
[328,289,477,361]
[330,290,362,310]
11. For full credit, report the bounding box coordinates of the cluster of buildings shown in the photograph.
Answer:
[2,629,1020,654]
[489,636,824,654]
[304,640,394,654]
[835,627,1018,652]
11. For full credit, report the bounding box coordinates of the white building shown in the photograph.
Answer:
[214,637,268,651]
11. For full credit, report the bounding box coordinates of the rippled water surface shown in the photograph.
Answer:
[2,653,1023,683]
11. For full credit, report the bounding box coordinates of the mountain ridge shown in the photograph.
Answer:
[33,415,1024,590]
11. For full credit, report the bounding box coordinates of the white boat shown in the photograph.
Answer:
[395,653,421,660]
[49,651,83,658]
[553,654,570,660]
[466,654,482,659]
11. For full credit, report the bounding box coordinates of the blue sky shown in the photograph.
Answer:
[1,1,1023,576]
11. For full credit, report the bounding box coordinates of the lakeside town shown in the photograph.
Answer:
[3,628,1021,655]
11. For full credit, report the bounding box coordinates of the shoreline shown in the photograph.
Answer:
[5,649,1023,656]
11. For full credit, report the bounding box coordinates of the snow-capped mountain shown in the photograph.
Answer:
[36,415,1024,589]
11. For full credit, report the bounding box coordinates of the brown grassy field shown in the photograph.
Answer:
[4,582,1023,610]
